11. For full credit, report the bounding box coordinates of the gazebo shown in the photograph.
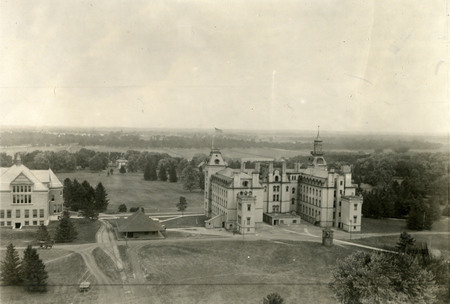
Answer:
[117,210,165,239]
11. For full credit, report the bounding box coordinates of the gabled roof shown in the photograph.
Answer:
[32,170,63,188]
[117,210,165,233]
[0,164,49,191]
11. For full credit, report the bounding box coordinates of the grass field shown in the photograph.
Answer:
[56,171,204,214]
[0,252,99,304]
[132,240,355,304]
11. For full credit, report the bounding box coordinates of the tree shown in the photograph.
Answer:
[63,178,73,208]
[329,251,438,304]
[396,232,415,253]
[118,204,127,213]
[144,162,157,181]
[54,211,78,242]
[36,225,51,243]
[181,164,199,192]
[168,165,178,182]
[0,243,22,285]
[119,166,126,174]
[263,293,284,304]
[89,154,106,171]
[158,164,168,181]
[177,196,187,216]
[22,245,48,292]
[94,182,109,212]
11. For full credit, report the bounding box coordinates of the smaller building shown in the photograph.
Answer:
[117,210,165,239]
[116,159,128,171]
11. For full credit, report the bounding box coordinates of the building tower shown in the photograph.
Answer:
[310,126,327,170]
[204,148,226,217]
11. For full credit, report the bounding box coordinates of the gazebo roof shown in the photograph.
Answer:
[117,210,164,233]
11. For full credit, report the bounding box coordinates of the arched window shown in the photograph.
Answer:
[274,176,279,182]
[292,187,296,194]
[286,186,289,192]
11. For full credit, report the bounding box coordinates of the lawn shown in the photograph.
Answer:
[0,252,100,304]
[56,171,204,214]
[130,240,356,304]
[0,218,101,247]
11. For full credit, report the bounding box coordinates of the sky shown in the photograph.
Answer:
[0,0,448,134]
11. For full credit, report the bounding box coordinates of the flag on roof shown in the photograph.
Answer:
[215,127,223,133]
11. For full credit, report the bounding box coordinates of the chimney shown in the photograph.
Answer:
[281,159,287,174]
[269,161,274,173]
[240,160,246,171]
[255,162,261,172]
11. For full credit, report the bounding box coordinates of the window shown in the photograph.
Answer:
[353,216,357,224]
[33,209,37,218]
[339,190,342,195]
[6,210,11,218]
[25,210,29,218]
[39,209,44,218]
[16,210,20,218]
[340,181,343,186]
[354,204,358,211]
[291,198,295,205]
[0,210,4,218]
[292,187,295,194]
[338,212,341,217]
[274,176,279,182]
[264,186,267,192]
[334,191,336,197]
[24,221,29,226]
[33,221,37,225]
[246,217,251,225]
[293,220,297,224]
[286,186,289,192]
[53,205,57,213]
[0,222,4,226]
[238,215,242,224]
[339,201,341,207]
[247,204,251,211]
[7,221,11,226]
[51,195,55,201]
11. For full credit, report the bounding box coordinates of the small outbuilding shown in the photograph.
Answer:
[117,210,165,239]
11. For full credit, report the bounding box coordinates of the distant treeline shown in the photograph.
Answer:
[0,131,443,151]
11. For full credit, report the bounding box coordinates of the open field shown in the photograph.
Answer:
[0,251,100,304]
[129,240,355,304]
[56,171,204,214]
[0,218,101,247]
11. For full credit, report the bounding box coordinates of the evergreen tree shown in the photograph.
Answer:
[69,179,85,211]
[158,164,168,181]
[0,243,22,285]
[80,181,97,220]
[36,224,51,242]
[94,182,109,212]
[168,165,178,182]
[263,293,284,304]
[54,211,78,242]
[22,245,48,292]
[396,232,416,253]
[118,204,127,213]
[181,164,199,192]
[177,196,188,216]
[63,178,72,208]
[144,162,157,181]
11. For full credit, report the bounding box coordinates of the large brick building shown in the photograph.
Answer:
[204,131,363,233]
[0,154,63,228]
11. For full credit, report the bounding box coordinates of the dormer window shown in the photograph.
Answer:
[242,181,249,187]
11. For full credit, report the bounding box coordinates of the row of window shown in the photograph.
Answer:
[302,195,322,207]
[301,185,322,196]
[0,221,44,227]
[0,209,44,219]
[301,205,320,218]
[274,174,299,182]
[12,195,32,204]
[12,185,32,193]
[271,186,296,194]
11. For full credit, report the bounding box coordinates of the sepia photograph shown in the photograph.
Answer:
[0,0,448,303]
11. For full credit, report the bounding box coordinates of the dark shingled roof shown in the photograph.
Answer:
[117,210,165,233]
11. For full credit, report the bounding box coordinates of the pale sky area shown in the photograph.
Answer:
[0,0,448,134]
